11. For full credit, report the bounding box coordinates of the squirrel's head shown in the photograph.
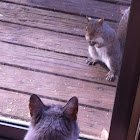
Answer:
[85,17,104,45]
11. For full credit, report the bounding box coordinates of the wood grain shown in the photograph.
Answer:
[0,21,87,57]
[0,0,120,137]
[0,65,115,110]
[0,21,118,86]
[3,0,123,22]
[0,1,118,36]
[104,0,131,5]
[0,89,112,137]
[0,41,117,86]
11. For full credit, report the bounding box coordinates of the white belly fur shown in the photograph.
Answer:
[88,45,95,59]
[88,45,111,69]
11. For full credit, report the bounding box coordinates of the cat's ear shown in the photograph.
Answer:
[86,16,92,22]
[29,94,45,117]
[63,96,78,121]
[98,18,104,25]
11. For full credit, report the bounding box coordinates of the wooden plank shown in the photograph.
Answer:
[103,0,131,5]
[0,65,115,110]
[0,21,87,57]
[0,89,112,137]
[0,41,117,86]
[0,22,118,85]
[2,0,132,6]
[0,1,118,36]
[3,0,122,22]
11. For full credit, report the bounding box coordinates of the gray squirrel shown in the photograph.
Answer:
[85,17,121,81]
[24,94,79,140]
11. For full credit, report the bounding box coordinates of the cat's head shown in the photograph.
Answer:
[85,17,104,46]
[27,94,79,140]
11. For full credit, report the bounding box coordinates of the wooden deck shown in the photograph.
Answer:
[0,0,131,139]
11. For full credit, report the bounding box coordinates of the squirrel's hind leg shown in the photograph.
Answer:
[106,71,115,81]
[105,58,118,81]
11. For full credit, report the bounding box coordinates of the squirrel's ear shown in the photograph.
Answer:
[86,16,92,22]
[98,18,104,25]
[63,96,78,121]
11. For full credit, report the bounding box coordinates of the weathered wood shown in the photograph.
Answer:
[0,21,87,57]
[2,0,132,6]
[0,0,119,138]
[0,89,112,137]
[3,0,122,22]
[0,1,118,36]
[103,0,131,5]
[0,41,117,86]
[0,21,118,85]
[0,65,115,110]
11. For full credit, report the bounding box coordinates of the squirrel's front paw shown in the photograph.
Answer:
[106,71,115,81]
[86,58,97,65]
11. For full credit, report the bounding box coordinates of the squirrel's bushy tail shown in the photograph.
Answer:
[117,7,130,53]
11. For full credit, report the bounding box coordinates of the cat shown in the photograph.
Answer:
[85,17,121,81]
[24,94,79,140]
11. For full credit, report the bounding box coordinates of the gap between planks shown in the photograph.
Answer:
[0,40,117,86]
[0,64,115,110]
[1,0,125,22]
[0,1,119,37]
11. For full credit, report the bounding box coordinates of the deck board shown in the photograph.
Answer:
[0,21,87,57]
[0,21,117,86]
[0,65,115,110]
[0,0,129,138]
[102,0,131,5]
[3,0,124,22]
[0,40,117,86]
[0,1,118,36]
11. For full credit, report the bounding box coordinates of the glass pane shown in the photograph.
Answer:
[0,0,132,139]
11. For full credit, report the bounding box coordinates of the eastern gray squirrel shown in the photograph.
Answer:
[85,17,121,81]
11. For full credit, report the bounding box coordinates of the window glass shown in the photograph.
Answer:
[0,0,132,139]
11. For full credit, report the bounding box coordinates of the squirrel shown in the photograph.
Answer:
[85,17,121,81]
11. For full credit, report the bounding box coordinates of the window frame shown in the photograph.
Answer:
[108,0,140,139]
[0,121,27,140]
[0,0,140,139]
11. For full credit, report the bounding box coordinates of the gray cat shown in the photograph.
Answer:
[24,94,79,140]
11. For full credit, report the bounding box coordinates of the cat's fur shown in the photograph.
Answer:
[85,17,121,81]
[24,94,79,140]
